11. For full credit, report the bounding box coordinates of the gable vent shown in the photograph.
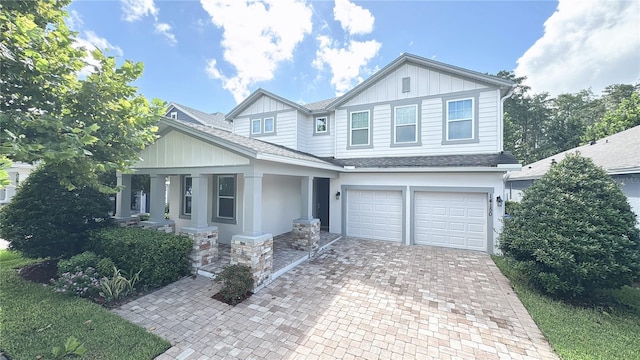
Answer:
[402,77,411,93]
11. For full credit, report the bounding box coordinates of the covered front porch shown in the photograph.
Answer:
[113,118,341,290]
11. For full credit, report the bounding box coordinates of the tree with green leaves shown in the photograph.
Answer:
[583,91,640,142]
[500,153,640,299]
[0,0,164,191]
[547,89,605,152]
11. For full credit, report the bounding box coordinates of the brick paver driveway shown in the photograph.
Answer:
[114,238,557,359]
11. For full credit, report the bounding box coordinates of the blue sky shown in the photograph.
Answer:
[67,0,640,114]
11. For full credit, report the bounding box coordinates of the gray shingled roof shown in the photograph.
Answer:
[303,97,340,112]
[323,152,519,168]
[169,103,232,130]
[166,118,335,166]
[509,125,640,180]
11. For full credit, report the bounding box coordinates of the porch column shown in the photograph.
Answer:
[243,173,263,235]
[180,173,218,272]
[232,172,273,290]
[115,173,132,218]
[148,175,166,222]
[300,176,313,220]
[292,176,320,255]
[190,174,210,228]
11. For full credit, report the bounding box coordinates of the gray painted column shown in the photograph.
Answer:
[148,175,166,222]
[115,173,132,218]
[300,176,314,220]
[243,173,263,236]
[190,174,210,228]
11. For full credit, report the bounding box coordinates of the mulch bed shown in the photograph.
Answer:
[18,260,58,284]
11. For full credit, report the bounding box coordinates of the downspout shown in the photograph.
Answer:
[499,86,515,151]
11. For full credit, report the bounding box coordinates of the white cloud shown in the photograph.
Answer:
[155,23,177,46]
[120,0,158,22]
[201,0,313,103]
[74,31,124,77]
[312,0,381,95]
[515,0,640,96]
[313,36,381,95]
[66,10,84,30]
[333,0,375,35]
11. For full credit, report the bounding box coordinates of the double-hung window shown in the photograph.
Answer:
[251,119,261,135]
[263,117,274,133]
[394,105,418,144]
[446,98,474,140]
[350,111,370,146]
[216,175,235,221]
[315,117,328,134]
[182,176,192,216]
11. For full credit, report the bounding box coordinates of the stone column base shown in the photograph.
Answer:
[180,226,219,272]
[140,220,175,234]
[292,218,320,255]
[113,216,140,228]
[231,233,273,290]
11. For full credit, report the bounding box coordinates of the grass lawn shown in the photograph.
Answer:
[0,250,171,360]
[493,256,640,360]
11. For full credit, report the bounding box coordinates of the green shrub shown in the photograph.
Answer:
[57,251,100,275]
[214,264,254,305]
[50,267,101,298]
[99,267,141,303]
[0,166,112,259]
[500,153,640,299]
[96,257,116,278]
[87,227,192,288]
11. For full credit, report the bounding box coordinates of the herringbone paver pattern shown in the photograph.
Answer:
[113,238,558,359]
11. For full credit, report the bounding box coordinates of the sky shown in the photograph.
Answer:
[66,0,640,114]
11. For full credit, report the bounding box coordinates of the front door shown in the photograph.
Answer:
[314,178,330,230]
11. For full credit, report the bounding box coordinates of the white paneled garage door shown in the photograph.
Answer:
[346,190,403,241]
[414,192,487,251]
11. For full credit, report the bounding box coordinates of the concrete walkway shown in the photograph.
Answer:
[113,238,557,359]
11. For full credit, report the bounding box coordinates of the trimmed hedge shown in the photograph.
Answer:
[87,227,192,288]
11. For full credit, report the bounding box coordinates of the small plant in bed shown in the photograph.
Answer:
[213,264,254,305]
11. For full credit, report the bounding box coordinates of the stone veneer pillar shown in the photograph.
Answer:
[291,218,321,255]
[180,226,219,272]
[140,220,175,234]
[231,233,273,290]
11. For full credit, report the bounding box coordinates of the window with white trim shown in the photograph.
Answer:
[251,119,261,134]
[182,176,192,216]
[264,117,274,133]
[394,105,417,143]
[446,98,474,140]
[170,111,178,120]
[0,188,6,201]
[216,175,235,220]
[350,111,370,146]
[315,117,328,133]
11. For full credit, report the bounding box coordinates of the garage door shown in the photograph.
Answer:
[414,192,487,251]
[347,190,402,241]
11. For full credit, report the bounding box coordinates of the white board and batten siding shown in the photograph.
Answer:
[305,114,336,157]
[136,130,250,168]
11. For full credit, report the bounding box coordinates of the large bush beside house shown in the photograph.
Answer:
[0,166,112,259]
[87,227,192,288]
[500,153,640,299]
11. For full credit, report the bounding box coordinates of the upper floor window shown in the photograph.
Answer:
[182,176,192,216]
[394,105,418,144]
[350,110,370,146]
[264,117,274,133]
[251,119,261,134]
[446,98,474,141]
[0,188,6,202]
[216,175,236,221]
[170,111,178,120]
[315,117,328,134]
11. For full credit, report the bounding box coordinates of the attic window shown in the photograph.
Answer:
[170,111,178,120]
[402,77,410,93]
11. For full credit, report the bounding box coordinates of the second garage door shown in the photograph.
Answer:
[414,191,487,251]
[346,190,403,241]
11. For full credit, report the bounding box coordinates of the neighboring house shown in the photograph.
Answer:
[165,102,232,130]
[506,125,640,220]
[116,53,519,258]
[0,162,34,206]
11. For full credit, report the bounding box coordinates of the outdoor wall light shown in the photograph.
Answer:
[335,191,341,200]
[496,196,503,207]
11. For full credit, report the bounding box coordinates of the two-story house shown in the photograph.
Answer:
[114,53,519,283]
